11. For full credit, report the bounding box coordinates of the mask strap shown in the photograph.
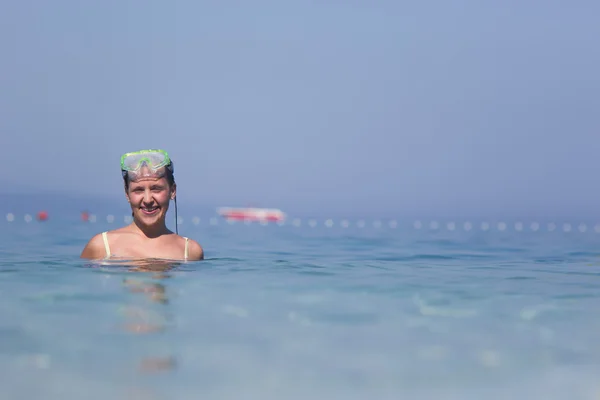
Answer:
[174,196,178,234]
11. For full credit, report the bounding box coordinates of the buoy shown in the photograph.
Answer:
[81,211,89,222]
[37,211,48,221]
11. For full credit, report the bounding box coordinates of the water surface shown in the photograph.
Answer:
[1,219,599,399]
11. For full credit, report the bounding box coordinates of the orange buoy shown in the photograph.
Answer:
[81,211,89,222]
[37,211,48,221]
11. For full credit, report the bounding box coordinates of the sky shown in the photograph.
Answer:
[1,1,599,218]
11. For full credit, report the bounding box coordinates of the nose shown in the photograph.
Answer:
[143,189,154,204]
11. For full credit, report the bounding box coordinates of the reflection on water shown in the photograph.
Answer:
[138,356,177,374]
[124,280,168,305]
[118,259,180,376]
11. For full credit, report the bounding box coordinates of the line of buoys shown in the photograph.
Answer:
[7,213,600,234]
[11,211,86,222]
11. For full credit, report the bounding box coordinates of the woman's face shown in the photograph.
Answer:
[126,175,175,226]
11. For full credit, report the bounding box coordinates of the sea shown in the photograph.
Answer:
[1,214,600,400]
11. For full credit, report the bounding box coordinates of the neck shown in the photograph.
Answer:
[132,217,171,238]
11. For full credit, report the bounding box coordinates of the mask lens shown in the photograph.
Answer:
[122,150,169,172]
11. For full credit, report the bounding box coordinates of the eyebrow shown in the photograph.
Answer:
[132,184,165,190]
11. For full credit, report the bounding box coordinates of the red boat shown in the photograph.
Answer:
[217,207,286,222]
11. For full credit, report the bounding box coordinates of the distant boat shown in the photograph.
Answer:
[217,207,286,222]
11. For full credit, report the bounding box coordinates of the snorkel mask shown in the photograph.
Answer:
[120,149,174,181]
[120,149,179,234]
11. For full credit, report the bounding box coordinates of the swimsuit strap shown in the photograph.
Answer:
[101,231,111,259]
[184,237,189,260]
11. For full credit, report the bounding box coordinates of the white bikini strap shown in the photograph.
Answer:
[101,231,111,259]
[184,237,189,260]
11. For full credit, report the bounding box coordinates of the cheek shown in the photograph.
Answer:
[157,192,171,205]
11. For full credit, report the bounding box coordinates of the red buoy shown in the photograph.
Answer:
[37,211,48,221]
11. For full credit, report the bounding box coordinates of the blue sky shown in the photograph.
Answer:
[1,1,599,218]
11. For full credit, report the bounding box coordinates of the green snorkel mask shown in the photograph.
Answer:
[120,149,179,234]
[120,149,174,181]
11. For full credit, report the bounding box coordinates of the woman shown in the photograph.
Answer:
[80,149,204,261]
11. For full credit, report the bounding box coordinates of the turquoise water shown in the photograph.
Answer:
[1,218,600,399]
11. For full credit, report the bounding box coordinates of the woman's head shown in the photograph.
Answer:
[120,150,176,226]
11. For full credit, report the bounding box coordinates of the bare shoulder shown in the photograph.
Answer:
[80,232,108,260]
[80,228,127,259]
[185,237,204,261]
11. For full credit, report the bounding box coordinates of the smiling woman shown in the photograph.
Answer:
[80,149,204,261]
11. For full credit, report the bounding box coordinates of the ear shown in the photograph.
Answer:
[170,183,177,200]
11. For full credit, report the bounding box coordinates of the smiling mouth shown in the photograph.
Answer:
[141,206,160,215]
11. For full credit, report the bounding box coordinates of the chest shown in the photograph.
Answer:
[110,238,185,260]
